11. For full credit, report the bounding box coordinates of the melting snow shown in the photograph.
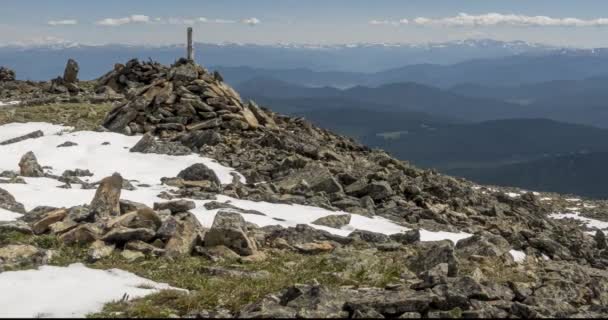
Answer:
[550,212,608,231]
[0,122,478,316]
[509,249,526,263]
[0,207,22,221]
[0,100,20,107]
[566,198,581,202]
[0,122,472,242]
[0,263,179,318]
[506,192,520,198]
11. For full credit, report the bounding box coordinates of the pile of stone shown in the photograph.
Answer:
[96,58,169,95]
[102,58,275,137]
[48,59,81,95]
[0,67,15,82]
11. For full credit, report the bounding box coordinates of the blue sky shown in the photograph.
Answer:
[3,0,608,47]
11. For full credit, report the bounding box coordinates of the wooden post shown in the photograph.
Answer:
[187,27,194,61]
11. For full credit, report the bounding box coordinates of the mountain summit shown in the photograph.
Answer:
[0,57,608,318]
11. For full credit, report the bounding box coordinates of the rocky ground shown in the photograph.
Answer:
[1,59,608,318]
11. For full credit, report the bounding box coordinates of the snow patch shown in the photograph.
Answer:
[509,249,526,263]
[0,207,22,221]
[0,125,240,185]
[0,122,69,142]
[0,122,472,243]
[550,212,608,231]
[0,263,179,318]
[0,100,20,107]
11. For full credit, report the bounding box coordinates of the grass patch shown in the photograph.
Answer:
[3,233,411,317]
[0,102,114,131]
[85,249,410,318]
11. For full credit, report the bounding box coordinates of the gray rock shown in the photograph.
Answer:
[0,245,51,271]
[153,200,195,214]
[311,214,351,229]
[177,163,221,186]
[0,130,43,146]
[0,187,26,214]
[101,226,156,244]
[18,151,44,177]
[204,211,258,256]
[130,133,191,156]
[408,240,459,277]
[455,232,511,259]
[89,173,123,218]
[63,58,79,83]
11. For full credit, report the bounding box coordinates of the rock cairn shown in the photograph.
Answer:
[49,59,81,95]
[103,58,273,137]
[96,58,169,95]
[0,67,16,82]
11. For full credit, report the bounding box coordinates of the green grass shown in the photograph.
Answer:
[1,231,411,317]
[0,102,114,131]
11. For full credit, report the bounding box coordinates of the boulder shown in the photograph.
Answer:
[105,208,162,230]
[153,200,195,214]
[408,240,459,277]
[276,164,343,194]
[204,211,258,256]
[0,130,43,146]
[165,212,205,257]
[455,232,511,259]
[0,221,33,234]
[18,151,44,177]
[0,187,26,213]
[345,179,394,200]
[101,226,156,244]
[31,208,68,234]
[89,173,123,218]
[87,240,115,262]
[59,225,100,245]
[0,66,16,82]
[63,59,79,83]
[130,133,191,155]
[0,245,50,271]
[177,163,221,186]
[311,214,351,229]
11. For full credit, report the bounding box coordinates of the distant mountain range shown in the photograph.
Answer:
[0,39,560,78]
[237,78,608,199]
[448,151,608,199]
[219,51,608,88]
[239,76,608,129]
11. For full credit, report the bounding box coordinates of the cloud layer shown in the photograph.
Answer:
[94,15,260,27]
[370,13,608,28]
[47,20,78,26]
[96,15,150,26]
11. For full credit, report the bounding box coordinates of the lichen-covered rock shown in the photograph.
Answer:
[0,187,26,214]
[89,173,123,218]
[18,151,44,177]
[312,214,351,229]
[177,163,221,186]
[0,245,50,271]
[204,211,257,256]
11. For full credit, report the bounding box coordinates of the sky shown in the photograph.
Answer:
[3,0,608,47]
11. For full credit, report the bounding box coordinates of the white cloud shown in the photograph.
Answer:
[47,19,78,26]
[414,13,608,27]
[213,19,237,24]
[241,17,261,26]
[96,15,150,26]
[369,19,408,26]
[371,13,608,28]
[47,20,78,26]
[95,15,259,27]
